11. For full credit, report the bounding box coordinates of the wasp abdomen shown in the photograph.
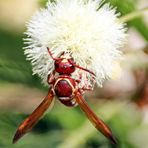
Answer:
[54,76,76,107]
[54,77,75,98]
[55,80,72,97]
[54,78,77,107]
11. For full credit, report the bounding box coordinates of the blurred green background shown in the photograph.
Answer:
[0,0,148,148]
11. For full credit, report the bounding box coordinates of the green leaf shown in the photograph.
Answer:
[0,29,43,88]
[105,0,148,41]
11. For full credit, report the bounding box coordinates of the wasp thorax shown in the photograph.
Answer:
[54,58,75,75]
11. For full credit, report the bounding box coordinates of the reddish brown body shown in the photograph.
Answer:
[13,47,117,145]
[54,76,77,106]
[47,54,77,107]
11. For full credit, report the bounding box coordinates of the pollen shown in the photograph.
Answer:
[24,0,127,87]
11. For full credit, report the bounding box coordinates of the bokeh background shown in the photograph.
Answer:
[0,0,148,148]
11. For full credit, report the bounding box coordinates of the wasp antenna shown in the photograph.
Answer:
[68,59,95,76]
[47,47,56,60]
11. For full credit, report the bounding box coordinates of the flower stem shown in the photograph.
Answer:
[119,7,148,23]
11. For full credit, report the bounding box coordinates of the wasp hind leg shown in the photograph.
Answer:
[75,91,117,144]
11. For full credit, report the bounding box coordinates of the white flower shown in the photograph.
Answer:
[24,0,126,88]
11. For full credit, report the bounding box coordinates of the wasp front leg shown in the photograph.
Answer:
[77,74,95,92]
[47,70,56,85]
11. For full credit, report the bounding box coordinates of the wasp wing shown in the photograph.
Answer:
[75,92,117,144]
[13,89,55,144]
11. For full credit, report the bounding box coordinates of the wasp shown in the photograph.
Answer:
[13,47,117,144]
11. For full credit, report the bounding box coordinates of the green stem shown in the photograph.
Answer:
[119,7,148,23]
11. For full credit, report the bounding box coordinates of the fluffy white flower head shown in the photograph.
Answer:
[24,0,126,88]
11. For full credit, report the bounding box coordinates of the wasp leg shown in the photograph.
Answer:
[75,91,117,144]
[13,89,55,144]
